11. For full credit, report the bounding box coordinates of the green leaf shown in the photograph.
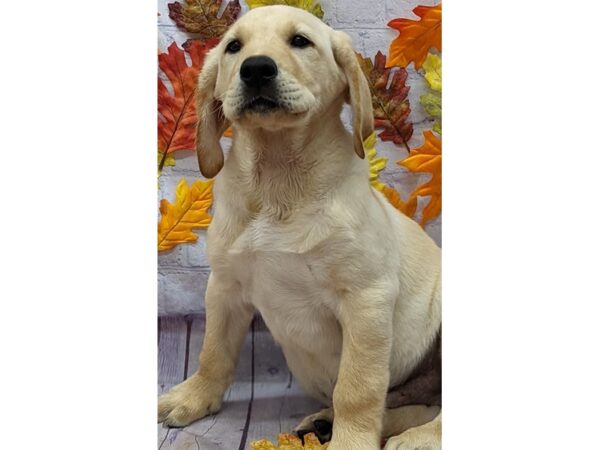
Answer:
[420,92,441,117]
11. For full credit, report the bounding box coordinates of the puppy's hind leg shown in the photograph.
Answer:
[384,410,441,450]
[382,404,440,438]
[294,404,439,446]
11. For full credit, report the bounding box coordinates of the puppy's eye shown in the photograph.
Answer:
[290,35,312,48]
[225,39,242,54]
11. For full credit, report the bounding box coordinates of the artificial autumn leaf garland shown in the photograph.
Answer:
[383,2,442,225]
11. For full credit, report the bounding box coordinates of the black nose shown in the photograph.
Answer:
[240,56,278,89]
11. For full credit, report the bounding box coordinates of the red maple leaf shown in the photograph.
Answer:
[158,39,218,169]
[357,51,413,150]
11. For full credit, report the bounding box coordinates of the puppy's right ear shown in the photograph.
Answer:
[196,48,229,178]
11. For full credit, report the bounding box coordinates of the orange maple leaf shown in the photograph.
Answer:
[382,186,418,219]
[158,39,218,170]
[251,432,328,449]
[398,131,441,225]
[387,3,442,69]
[158,178,213,251]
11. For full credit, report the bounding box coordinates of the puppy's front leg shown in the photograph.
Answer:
[158,272,254,427]
[328,286,393,450]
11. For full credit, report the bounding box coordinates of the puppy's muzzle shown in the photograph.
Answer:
[240,56,281,113]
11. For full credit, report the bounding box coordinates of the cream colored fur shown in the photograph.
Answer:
[158,6,442,450]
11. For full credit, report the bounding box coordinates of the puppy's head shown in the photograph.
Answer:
[196,5,374,178]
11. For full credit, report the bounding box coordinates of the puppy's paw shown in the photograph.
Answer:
[158,374,223,427]
[293,408,333,444]
[383,427,441,450]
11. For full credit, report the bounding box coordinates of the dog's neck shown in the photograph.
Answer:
[228,106,360,220]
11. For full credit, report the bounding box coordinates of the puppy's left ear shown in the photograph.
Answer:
[331,31,374,159]
[195,47,230,178]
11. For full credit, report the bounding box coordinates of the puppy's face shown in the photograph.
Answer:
[213,6,344,129]
[195,5,373,178]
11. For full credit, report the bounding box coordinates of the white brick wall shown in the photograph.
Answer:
[158,0,441,315]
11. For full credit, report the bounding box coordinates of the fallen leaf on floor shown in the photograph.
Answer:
[251,432,328,449]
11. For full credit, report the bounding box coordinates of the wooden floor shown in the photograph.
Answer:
[158,315,323,450]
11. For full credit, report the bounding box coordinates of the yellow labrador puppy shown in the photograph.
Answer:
[158,6,442,450]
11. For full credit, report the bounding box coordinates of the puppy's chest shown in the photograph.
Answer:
[226,214,339,347]
[226,209,334,277]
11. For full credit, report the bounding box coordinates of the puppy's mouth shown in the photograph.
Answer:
[242,95,282,114]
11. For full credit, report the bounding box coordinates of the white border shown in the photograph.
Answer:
[1,1,599,449]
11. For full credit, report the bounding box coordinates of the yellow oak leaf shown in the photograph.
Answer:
[251,432,328,450]
[387,4,442,69]
[398,131,441,225]
[382,185,418,218]
[245,0,324,19]
[158,178,213,251]
[422,52,441,91]
[365,132,388,191]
